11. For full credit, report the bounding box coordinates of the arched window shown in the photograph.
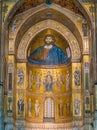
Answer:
[44,98,55,122]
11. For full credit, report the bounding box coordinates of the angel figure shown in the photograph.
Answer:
[29,71,33,89]
[56,73,64,89]
[34,73,41,90]
[66,72,70,90]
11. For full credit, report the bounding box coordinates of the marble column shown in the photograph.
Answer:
[93,3,97,82]
[0,0,4,130]
[94,82,97,130]
[94,3,97,130]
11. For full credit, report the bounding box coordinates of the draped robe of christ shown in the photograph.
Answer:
[28,45,69,65]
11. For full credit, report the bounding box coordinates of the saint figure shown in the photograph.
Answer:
[35,100,40,117]
[74,68,81,86]
[82,22,88,36]
[56,73,64,89]
[66,102,70,115]
[17,69,24,87]
[29,71,33,89]
[35,73,41,90]
[74,97,80,115]
[11,20,17,34]
[18,97,24,115]
[58,100,64,116]
[28,34,70,65]
[43,71,54,92]
[28,99,32,116]
[66,72,70,90]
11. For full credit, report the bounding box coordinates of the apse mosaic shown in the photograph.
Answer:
[28,29,71,66]
[2,0,93,129]
[26,95,72,120]
[28,67,71,94]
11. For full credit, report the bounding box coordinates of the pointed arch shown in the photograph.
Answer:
[17,20,81,61]
[4,0,93,28]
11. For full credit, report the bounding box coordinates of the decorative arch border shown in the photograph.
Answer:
[13,3,83,51]
[4,0,92,28]
[17,19,81,61]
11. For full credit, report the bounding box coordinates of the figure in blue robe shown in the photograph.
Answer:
[43,71,54,92]
[28,35,70,65]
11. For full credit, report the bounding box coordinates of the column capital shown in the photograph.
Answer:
[0,81,3,86]
[94,82,97,86]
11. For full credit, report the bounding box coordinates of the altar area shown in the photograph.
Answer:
[2,1,94,130]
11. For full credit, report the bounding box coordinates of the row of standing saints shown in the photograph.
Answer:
[17,97,80,117]
[17,67,81,91]
[17,67,81,118]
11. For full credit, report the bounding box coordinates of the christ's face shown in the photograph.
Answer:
[45,36,53,45]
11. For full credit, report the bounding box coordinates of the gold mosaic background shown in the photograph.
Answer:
[28,29,70,56]
[27,65,71,94]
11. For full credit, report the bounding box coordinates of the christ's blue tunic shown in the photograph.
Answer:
[28,45,70,65]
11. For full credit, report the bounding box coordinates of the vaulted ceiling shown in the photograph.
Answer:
[15,0,83,16]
